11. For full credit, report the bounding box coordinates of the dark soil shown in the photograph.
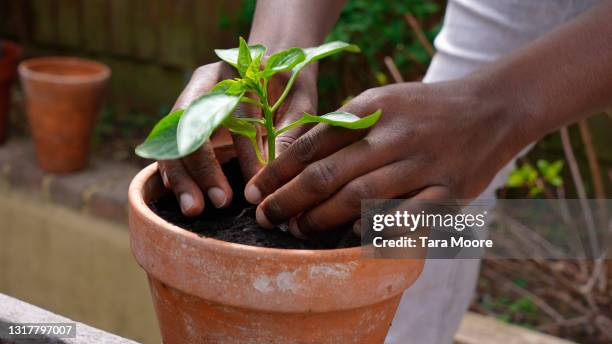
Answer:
[149,159,360,250]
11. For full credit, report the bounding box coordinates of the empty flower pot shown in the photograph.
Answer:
[19,57,110,173]
[0,40,22,144]
[129,162,425,344]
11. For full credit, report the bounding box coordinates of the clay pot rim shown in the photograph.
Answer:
[129,162,363,260]
[18,56,110,84]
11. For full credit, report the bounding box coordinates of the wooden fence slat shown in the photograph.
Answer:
[158,0,196,68]
[56,0,81,47]
[193,0,241,64]
[30,0,57,44]
[129,0,159,60]
[108,0,131,56]
[81,0,108,52]
[0,0,12,36]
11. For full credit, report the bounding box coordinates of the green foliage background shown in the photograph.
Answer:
[233,0,444,111]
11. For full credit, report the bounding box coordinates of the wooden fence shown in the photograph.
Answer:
[0,0,242,110]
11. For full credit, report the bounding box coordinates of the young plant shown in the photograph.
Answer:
[135,38,381,164]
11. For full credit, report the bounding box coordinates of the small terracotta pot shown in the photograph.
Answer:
[129,163,424,343]
[19,57,110,173]
[0,41,22,143]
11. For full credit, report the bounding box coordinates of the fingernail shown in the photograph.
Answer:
[256,206,273,229]
[289,218,307,240]
[179,193,195,213]
[207,187,227,208]
[353,220,362,237]
[245,185,262,204]
[161,171,169,188]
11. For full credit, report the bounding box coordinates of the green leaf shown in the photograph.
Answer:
[537,159,564,186]
[270,41,360,113]
[135,109,184,160]
[215,42,266,68]
[506,170,525,188]
[522,165,538,183]
[536,160,549,173]
[303,110,381,129]
[223,116,257,139]
[263,48,306,78]
[234,115,264,124]
[277,110,381,136]
[293,41,360,72]
[177,92,243,156]
[549,160,564,174]
[528,185,543,197]
[212,79,246,95]
[245,53,263,83]
[223,116,266,164]
[237,37,252,77]
[549,176,563,187]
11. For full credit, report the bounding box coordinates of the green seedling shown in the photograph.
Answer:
[506,159,564,197]
[135,38,381,163]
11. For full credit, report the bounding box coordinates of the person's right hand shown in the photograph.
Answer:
[159,61,318,217]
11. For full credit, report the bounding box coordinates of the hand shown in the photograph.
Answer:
[159,61,318,216]
[245,79,524,238]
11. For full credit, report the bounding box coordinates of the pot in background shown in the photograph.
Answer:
[19,57,110,173]
[129,163,424,344]
[0,40,23,144]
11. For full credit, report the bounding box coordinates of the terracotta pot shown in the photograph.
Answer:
[129,163,424,344]
[0,41,22,144]
[19,57,110,173]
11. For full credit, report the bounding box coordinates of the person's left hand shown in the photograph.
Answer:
[243,79,526,239]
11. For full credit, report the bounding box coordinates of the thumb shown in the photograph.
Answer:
[275,122,314,158]
[274,91,317,158]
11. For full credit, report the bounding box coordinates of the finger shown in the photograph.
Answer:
[174,62,230,109]
[256,137,397,228]
[158,160,205,217]
[245,124,365,205]
[292,159,427,238]
[274,81,317,157]
[350,185,453,240]
[159,62,231,215]
[231,101,264,180]
[233,133,264,180]
[182,143,233,209]
[372,185,453,259]
[350,188,424,238]
[245,88,381,205]
[352,219,362,237]
[274,122,314,158]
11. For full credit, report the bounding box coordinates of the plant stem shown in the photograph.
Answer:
[250,138,267,165]
[403,13,435,57]
[271,70,300,112]
[384,56,404,83]
[260,78,276,163]
[276,119,305,136]
[240,96,264,107]
[578,119,608,228]
[264,107,276,162]
[559,127,599,256]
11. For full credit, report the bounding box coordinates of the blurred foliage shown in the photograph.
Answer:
[477,279,540,330]
[230,0,444,111]
[327,0,441,72]
[89,0,445,162]
[506,159,564,197]
[483,295,539,327]
[93,105,172,162]
[323,0,443,108]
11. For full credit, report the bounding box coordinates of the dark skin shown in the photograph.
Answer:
[158,0,343,215]
[163,0,612,239]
